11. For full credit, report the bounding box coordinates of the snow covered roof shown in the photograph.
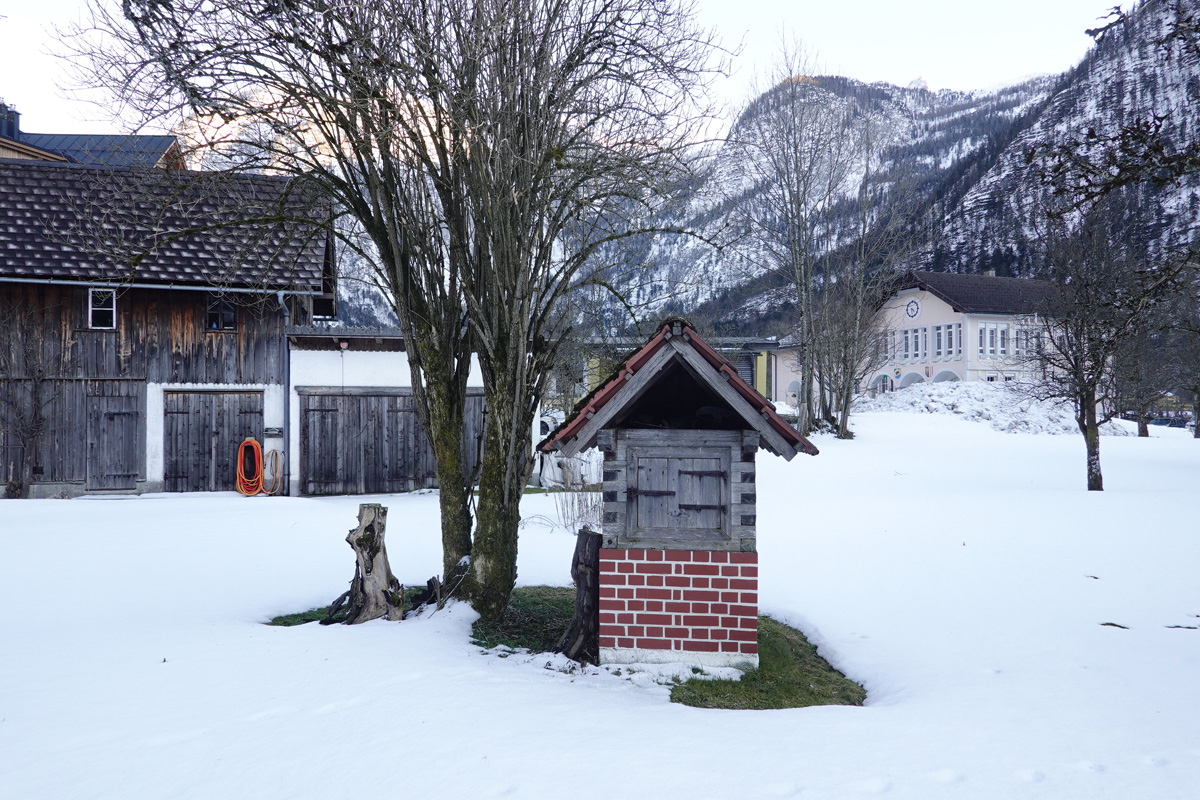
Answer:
[539,318,817,460]
[900,271,1057,315]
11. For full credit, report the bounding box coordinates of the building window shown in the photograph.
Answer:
[903,329,910,361]
[207,297,236,331]
[88,288,116,330]
[933,326,943,359]
[999,325,1009,357]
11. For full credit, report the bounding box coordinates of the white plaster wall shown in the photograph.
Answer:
[286,348,483,495]
[145,382,285,491]
[867,290,1040,392]
[869,289,968,390]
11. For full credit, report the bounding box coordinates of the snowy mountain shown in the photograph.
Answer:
[608,0,1199,330]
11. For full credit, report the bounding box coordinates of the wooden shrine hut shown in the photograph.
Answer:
[539,318,817,668]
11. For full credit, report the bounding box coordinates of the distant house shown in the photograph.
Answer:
[1,100,182,168]
[768,271,1057,407]
[864,271,1056,392]
[574,335,782,402]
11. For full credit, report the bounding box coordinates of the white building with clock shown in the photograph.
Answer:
[862,271,1056,394]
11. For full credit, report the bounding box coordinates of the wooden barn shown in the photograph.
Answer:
[540,319,818,667]
[0,155,485,498]
[0,157,334,496]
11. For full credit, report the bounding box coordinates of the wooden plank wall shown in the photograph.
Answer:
[0,378,145,485]
[1,284,285,385]
[298,388,484,496]
[2,284,283,489]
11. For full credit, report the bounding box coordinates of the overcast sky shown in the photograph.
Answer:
[2,0,1112,135]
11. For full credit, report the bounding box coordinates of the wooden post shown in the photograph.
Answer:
[558,527,602,664]
[339,503,405,624]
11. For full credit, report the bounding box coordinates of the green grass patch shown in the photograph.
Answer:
[266,606,349,626]
[471,585,576,652]
[670,616,866,710]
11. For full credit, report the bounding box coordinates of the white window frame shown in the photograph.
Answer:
[88,288,116,330]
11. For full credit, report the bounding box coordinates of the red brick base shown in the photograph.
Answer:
[598,548,758,665]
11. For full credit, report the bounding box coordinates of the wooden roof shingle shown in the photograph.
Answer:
[0,158,329,293]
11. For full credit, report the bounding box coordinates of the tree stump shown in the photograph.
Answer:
[336,503,405,624]
[558,527,602,664]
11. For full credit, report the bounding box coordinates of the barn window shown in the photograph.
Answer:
[88,288,116,330]
[207,296,237,331]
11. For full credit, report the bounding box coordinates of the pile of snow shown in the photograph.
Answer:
[853,381,1133,436]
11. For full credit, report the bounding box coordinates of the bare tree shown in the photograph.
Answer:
[811,111,913,438]
[1030,195,1188,490]
[1113,318,1177,436]
[725,44,856,434]
[66,0,721,618]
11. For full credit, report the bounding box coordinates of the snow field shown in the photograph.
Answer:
[1,406,1198,799]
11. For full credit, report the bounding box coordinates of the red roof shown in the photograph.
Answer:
[538,319,817,458]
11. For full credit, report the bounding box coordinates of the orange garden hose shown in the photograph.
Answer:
[236,438,263,495]
[237,438,283,496]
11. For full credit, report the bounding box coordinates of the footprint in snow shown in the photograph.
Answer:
[1013,769,1044,783]
[1073,761,1106,773]
[846,777,892,794]
[926,769,964,784]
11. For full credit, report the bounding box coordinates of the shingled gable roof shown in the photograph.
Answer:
[0,158,330,293]
[539,319,818,460]
[19,133,180,169]
[900,271,1057,315]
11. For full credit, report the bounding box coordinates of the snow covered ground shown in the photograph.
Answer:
[2,399,1198,799]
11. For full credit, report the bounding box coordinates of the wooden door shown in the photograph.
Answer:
[163,391,264,492]
[86,394,140,490]
[628,447,730,541]
[299,389,485,496]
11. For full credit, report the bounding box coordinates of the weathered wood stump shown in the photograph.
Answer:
[325,503,404,624]
[558,527,602,664]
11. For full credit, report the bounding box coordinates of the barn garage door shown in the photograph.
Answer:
[299,388,483,496]
[164,391,264,492]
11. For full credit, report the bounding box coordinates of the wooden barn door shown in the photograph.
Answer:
[163,391,264,492]
[299,389,484,496]
[86,391,141,491]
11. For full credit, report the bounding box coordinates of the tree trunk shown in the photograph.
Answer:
[1078,394,1104,491]
[421,362,474,592]
[469,409,528,621]
[465,367,537,623]
[341,503,405,624]
[1137,412,1150,438]
[558,527,601,664]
